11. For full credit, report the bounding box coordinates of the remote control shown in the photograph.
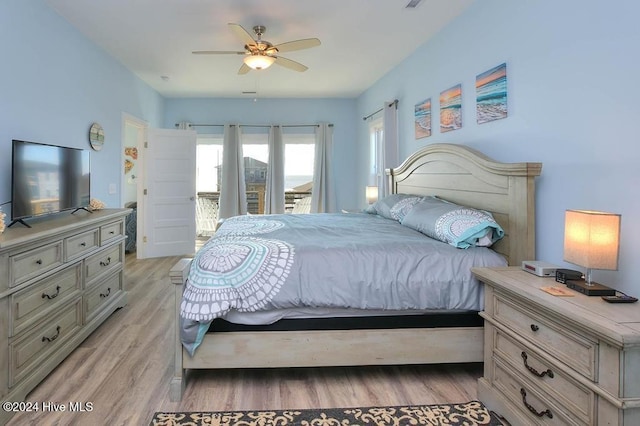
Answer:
[601,295,638,303]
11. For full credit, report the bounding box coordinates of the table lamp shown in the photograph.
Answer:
[366,186,379,205]
[563,209,620,296]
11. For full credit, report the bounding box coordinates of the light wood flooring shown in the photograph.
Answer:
[8,251,483,426]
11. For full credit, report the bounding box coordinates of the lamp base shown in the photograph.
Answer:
[566,279,615,296]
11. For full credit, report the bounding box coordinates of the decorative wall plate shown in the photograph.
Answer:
[89,123,105,151]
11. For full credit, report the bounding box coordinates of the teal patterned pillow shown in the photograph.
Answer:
[366,194,422,221]
[400,196,504,248]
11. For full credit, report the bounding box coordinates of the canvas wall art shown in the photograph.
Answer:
[440,84,462,133]
[414,98,432,139]
[476,63,507,124]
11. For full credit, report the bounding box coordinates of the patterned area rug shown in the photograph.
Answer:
[150,401,504,425]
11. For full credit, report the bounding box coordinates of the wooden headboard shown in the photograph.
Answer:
[388,143,542,266]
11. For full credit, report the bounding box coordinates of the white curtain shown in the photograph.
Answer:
[218,124,247,219]
[264,125,285,214]
[310,123,335,213]
[381,101,399,197]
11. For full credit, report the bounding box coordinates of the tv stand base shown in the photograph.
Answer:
[71,207,92,214]
[7,218,31,228]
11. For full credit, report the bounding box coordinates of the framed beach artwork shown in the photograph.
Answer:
[440,84,462,133]
[476,63,507,124]
[414,98,432,139]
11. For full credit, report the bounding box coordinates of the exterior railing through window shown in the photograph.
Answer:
[196,191,312,236]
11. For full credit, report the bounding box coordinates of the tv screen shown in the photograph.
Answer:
[11,140,90,221]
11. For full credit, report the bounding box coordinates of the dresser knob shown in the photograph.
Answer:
[530,324,539,332]
[520,388,553,419]
[521,352,554,378]
[36,259,43,265]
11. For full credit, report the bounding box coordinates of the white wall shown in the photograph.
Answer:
[0,0,164,212]
[357,0,640,295]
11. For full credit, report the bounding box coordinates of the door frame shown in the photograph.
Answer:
[121,112,148,258]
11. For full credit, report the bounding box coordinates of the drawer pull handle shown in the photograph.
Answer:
[521,352,554,378]
[100,257,112,267]
[36,259,43,265]
[100,287,112,298]
[109,231,115,235]
[530,324,539,332]
[42,326,61,343]
[520,388,553,419]
[42,286,61,300]
[80,242,87,247]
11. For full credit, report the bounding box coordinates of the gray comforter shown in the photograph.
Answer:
[180,213,507,355]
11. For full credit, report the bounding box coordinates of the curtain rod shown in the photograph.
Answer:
[362,99,399,121]
[174,123,333,128]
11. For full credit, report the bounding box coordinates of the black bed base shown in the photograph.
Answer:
[208,311,483,333]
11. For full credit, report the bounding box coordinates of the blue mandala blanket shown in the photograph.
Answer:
[179,213,506,355]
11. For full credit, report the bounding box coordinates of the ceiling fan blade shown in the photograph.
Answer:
[192,50,246,55]
[274,56,308,72]
[229,23,256,46]
[274,38,321,53]
[238,63,251,75]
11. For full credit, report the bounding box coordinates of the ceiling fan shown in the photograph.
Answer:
[193,23,321,74]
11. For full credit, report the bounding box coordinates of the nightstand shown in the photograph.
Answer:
[472,267,640,425]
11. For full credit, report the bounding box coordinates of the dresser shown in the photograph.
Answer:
[473,267,640,425]
[0,209,129,425]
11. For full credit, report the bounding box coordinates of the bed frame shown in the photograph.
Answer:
[168,143,542,401]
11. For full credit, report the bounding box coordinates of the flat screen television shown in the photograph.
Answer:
[11,139,91,227]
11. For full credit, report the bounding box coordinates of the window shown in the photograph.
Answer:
[369,117,384,191]
[197,130,316,216]
[284,133,315,212]
[242,134,269,214]
[196,135,223,193]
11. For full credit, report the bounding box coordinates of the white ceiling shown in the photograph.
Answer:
[44,0,474,99]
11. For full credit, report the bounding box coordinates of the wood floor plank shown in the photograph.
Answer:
[7,253,482,426]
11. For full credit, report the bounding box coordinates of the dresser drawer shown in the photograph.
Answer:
[493,328,594,424]
[493,293,597,380]
[100,221,123,245]
[10,263,82,337]
[9,241,64,287]
[9,298,82,387]
[65,228,100,261]
[84,271,123,323]
[85,243,123,288]
[491,357,586,425]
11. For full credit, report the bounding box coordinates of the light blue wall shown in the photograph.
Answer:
[357,0,640,294]
[0,0,164,212]
[164,97,358,210]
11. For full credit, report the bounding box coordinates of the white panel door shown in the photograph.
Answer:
[141,128,197,258]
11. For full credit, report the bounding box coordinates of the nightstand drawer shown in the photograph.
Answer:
[493,293,597,380]
[493,329,594,424]
[492,358,586,425]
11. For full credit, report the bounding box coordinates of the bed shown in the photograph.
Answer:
[168,143,542,401]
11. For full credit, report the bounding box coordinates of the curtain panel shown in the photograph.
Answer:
[310,123,335,213]
[218,124,247,219]
[381,101,399,198]
[264,125,285,214]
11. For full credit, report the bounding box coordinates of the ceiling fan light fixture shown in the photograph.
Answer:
[243,54,275,70]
